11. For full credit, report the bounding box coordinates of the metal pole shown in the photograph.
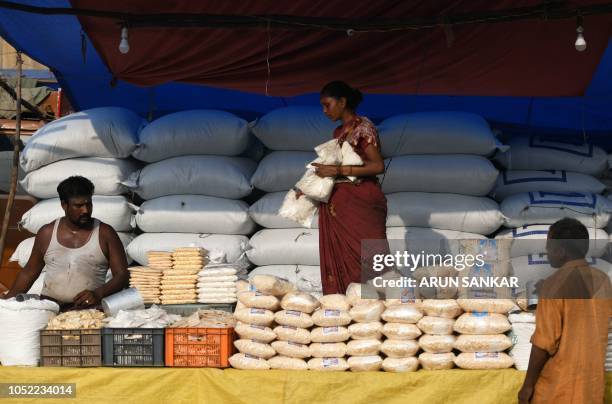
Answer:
[0,51,23,267]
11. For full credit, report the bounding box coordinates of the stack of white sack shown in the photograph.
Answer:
[10,232,135,295]
[271,291,319,371]
[307,294,352,371]
[508,311,536,371]
[451,300,514,370]
[0,298,59,366]
[415,300,462,370]
[126,110,257,268]
[197,253,247,304]
[229,275,296,370]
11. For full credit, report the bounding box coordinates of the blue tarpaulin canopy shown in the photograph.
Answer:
[0,1,611,148]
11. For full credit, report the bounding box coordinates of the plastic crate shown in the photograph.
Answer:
[40,329,102,367]
[165,327,234,368]
[102,328,165,367]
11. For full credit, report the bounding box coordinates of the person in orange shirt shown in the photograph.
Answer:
[518,217,611,404]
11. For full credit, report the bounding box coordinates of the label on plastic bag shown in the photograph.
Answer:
[282,326,297,330]
[250,325,265,330]
[288,341,305,347]
[475,352,499,360]
[323,358,339,367]
[324,309,340,317]
[250,308,265,315]
[244,353,261,360]
[248,284,258,292]
[471,310,489,317]
[323,326,338,335]
[286,310,302,317]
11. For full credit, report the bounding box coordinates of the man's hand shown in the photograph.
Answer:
[73,290,100,308]
[518,384,534,404]
[311,163,339,178]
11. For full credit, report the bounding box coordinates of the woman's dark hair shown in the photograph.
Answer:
[320,81,363,110]
[57,176,95,203]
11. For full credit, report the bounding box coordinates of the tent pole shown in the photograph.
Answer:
[0,51,23,269]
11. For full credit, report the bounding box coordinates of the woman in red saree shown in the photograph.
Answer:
[310,81,389,294]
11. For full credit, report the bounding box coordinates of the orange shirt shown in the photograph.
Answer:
[530,259,611,404]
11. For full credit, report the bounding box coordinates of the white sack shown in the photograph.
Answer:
[251,191,319,229]
[496,136,607,176]
[248,265,322,293]
[135,195,255,235]
[386,227,486,256]
[21,107,143,172]
[133,110,249,162]
[20,196,135,233]
[126,233,249,268]
[247,229,319,266]
[381,155,498,196]
[491,170,605,201]
[496,225,609,258]
[20,157,138,199]
[250,106,336,151]
[501,192,612,229]
[454,352,514,370]
[379,112,500,157]
[386,192,503,235]
[0,298,59,366]
[251,151,315,192]
[128,155,255,200]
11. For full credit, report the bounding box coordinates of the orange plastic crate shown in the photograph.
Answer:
[165,327,235,368]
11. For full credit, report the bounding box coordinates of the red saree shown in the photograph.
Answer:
[319,116,389,295]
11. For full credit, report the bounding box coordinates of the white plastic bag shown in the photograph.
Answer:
[237,292,280,311]
[419,352,455,370]
[251,275,295,296]
[280,292,320,314]
[348,322,383,340]
[347,355,382,372]
[235,323,276,343]
[309,342,347,358]
[233,308,275,327]
[418,334,456,354]
[381,305,423,324]
[349,301,386,323]
[312,309,352,327]
[270,341,310,359]
[454,352,514,370]
[382,323,422,340]
[278,191,318,228]
[234,339,276,359]
[453,312,511,335]
[346,339,381,356]
[310,326,350,343]
[247,229,319,266]
[456,299,515,314]
[421,300,463,319]
[229,353,270,370]
[453,334,512,353]
[274,310,314,328]
[318,294,350,311]
[268,356,308,370]
[382,357,419,372]
[416,316,455,335]
[273,326,311,345]
[380,339,420,358]
[308,357,349,371]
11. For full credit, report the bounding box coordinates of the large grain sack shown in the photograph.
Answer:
[11,233,135,268]
[421,300,463,319]
[235,323,276,343]
[135,195,255,235]
[250,191,320,229]
[309,342,347,358]
[20,157,138,198]
[456,299,516,314]
[251,275,295,296]
[0,151,26,193]
[20,107,143,172]
[491,170,605,201]
[133,110,249,162]
[248,265,322,293]
[453,334,512,353]
[251,151,315,192]
[126,156,256,200]
[310,326,350,343]
[496,136,607,176]
[419,352,455,370]
[280,292,319,314]
[381,304,423,324]
[380,339,419,358]
[419,334,456,354]
[347,355,382,372]
[453,312,511,334]
[268,356,308,370]
[247,229,319,266]
[382,357,419,372]
[234,339,276,359]
[312,309,352,327]
[348,322,383,340]
[382,323,422,340]
[381,155,498,196]
[20,196,135,233]
[250,106,336,151]
[501,192,612,229]
[386,227,486,257]
[496,225,609,258]
[0,298,60,365]
[416,316,455,335]
[229,353,270,370]
[454,352,514,370]
[274,326,311,345]
[126,233,249,269]
[379,112,500,157]
[386,193,503,235]
[307,357,349,371]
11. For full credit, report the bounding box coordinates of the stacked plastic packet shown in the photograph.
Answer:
[157,247,207,305]
[196,252,243,304]
[128,266,162,304]
[508,311,536,371]
[416,299,461,370]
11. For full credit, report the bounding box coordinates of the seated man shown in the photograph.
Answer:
[518,217,611,404]
[2,176,129,309]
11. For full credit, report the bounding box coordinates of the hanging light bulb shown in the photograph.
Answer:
[119,26,130,54]
[575,15,586,52]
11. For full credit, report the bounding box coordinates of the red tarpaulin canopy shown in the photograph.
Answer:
[74,0,612,97]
